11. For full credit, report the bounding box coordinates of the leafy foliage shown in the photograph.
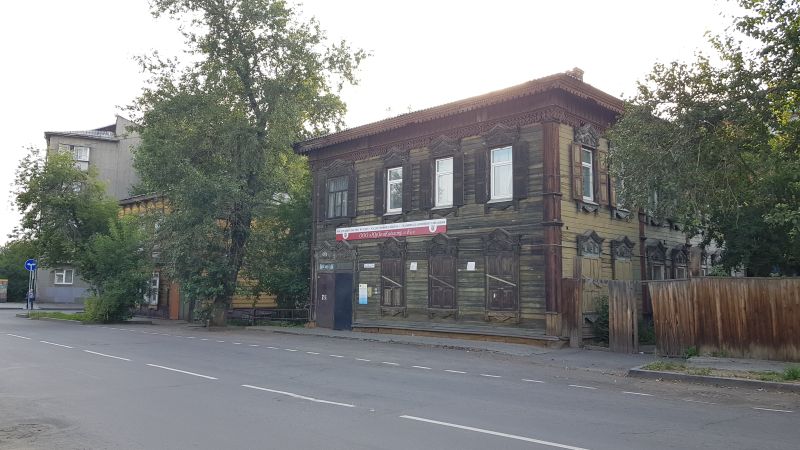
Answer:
[13,149,118,267]
[608,0,800,275]
[132,0,365,324]
[79,217,153,323]
[0,239,37,301]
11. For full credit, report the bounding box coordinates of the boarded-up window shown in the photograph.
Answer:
[611,236,635,280]
[487,253,517,310]
[381,258,404,307]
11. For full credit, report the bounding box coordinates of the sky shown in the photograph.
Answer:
[0,0,734,246]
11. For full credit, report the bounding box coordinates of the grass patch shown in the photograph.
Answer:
[643,361,687,371]
[687,367,713,376]
[783,366,800,381]
[28,311,87,322]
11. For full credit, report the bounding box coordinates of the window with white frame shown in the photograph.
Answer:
[54,268,74,285]
[490,146,513,200]
[386,167,403,213]
[435,157,453,207]
[326,176,348,218]
[581,147,594,201]
[58,143,90,171]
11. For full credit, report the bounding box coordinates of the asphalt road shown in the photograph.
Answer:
[1,311,797,450]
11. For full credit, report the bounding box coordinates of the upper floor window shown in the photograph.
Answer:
[58,144,90,171]
[435,157,453,207]
[490,146,513,200]
[54,268,74,285]
[581,148,594,202]
[327,176,348,218]
[387,167,403,214]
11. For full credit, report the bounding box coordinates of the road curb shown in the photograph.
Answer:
[36,317,83,324]
[628,366,800,393]
[248,327,542,356]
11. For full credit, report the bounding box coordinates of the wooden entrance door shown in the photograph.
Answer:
[316,273,335,328]
[487,252,517,311]
[429,254,456,309]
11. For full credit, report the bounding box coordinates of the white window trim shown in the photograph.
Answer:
[54,268,74,285]
[435,157,454,207]
[490,146,513,201]
[582,147,594,202]
[386,167,403,214]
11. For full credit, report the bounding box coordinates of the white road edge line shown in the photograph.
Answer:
[623,391,653,397]
[242,384,355,408]
[146,364,218,380]
[399,415,589,450]
[7,334,31,340]
[753,407,793,413]
[522,379,545,383]
[412,365,432,370]
[568,385,597,390]
[444,369,467,374]
[84,350,131,361]
[40,340,73,349]
[480,374,501,378]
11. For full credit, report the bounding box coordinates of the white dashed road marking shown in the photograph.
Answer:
[444,370,467,374]
[329,354,344,358]
[753,407,793,413]
[7,334,31,340]
[568,385,597,390]
[683,399,716,405]
[412,365,432,370]
[40,340,72,349]
[84,350,131,361]
[306,351,320,355]
[399,415,589,450]
[522,379,545,384]
[146,364,218,380]
[382,362,399,366]
[623,391,653,397]
[480,374,501,378]
[242,384,355,408]
[284,348,298,352]
[355,358,370,362]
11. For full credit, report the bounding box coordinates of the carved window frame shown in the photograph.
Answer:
[317,159,356,225]
[427,234,459,311]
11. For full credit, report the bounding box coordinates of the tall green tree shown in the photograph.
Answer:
[607,0,800,275]
[133,0,365,325]
[13,149,119,267]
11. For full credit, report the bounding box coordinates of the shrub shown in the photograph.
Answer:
[592,295,609,343]
[784,366,800,381]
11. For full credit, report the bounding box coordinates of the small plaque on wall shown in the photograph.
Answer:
[363,263,376,269]
[358,284,368,305]
[409,262,418,271]
[466,261,476,271]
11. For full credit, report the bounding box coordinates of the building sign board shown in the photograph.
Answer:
[336,219,446,241]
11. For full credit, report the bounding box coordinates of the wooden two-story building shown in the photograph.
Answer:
[295,69,691,341]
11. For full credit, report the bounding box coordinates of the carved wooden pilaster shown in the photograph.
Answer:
[542,122,562,320]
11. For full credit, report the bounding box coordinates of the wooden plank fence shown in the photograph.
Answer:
[608,281,639,353]
[561,278,583,348]
[650,278,800,362]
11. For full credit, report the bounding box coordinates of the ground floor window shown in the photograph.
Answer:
[54,268,74,285]
[381,258,404,307]
[429,254,456,309]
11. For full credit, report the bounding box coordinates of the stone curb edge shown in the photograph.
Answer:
[628,366,800,393]
[247,327,540,356]
[17,314,153,326]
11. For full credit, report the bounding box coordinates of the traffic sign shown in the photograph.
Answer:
[24,259,37,271]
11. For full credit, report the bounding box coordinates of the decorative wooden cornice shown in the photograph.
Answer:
[379,237,407,259]
[577,230,604,256]
[574,124,600,148]
[481,124,519,148]
[483,228,519,253]
[320,159,354,177]
[383,148,410,167]
[314,240,356,261]
[611,236,635,260]
[295,72,624,154]
[428,233,458,257]
[428,135,461,157]
[645,239,667,261]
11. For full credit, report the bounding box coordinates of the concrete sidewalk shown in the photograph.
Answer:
[244,324,659,376]
[0,302,84,311]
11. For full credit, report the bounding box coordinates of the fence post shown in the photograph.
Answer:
[609,281,639,353]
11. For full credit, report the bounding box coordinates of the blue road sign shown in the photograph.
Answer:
[24,259,37,271]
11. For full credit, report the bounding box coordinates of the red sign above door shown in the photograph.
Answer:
[336,219,447,241]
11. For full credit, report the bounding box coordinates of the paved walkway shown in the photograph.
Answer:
[0,302,84,311]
